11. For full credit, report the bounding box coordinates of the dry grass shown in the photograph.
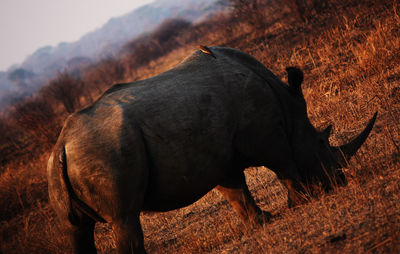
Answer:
[1,0,399,253]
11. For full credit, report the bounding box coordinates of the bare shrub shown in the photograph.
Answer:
[41,72,85,114]
[121,19,191,72]
[0,154,62,254]
[229,0,267,31]
[0,116,27,165]
[282,0,329,22]
[182,12,236,45]
[152,18,192,43]
[83,57,125,98]
[10,96,60,146]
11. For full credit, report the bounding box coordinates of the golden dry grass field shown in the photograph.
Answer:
[1,0,399,253]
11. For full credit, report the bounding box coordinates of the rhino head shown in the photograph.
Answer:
[285,67,377,197]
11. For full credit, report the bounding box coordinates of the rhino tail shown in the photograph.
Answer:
[57,146,107,224]
[286,67,304,94]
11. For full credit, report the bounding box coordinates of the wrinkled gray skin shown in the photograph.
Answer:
[47,47,377,253]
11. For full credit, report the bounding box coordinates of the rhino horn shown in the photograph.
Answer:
[335,112,377,161]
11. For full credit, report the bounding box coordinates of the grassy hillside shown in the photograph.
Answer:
[0,0,399,253]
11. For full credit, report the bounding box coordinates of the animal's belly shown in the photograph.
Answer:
[143,192,211,212]
[141,134,233,211]
[142,170,222,211]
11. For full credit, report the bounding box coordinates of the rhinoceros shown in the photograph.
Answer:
[47,46,376,253]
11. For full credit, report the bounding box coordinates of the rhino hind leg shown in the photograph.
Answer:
[216,172,271,225]
[108,127,149,253]
[112,213,146,254]
[59,210,97,254]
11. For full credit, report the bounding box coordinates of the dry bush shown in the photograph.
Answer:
[82,57,125,100]
[40,72,85,114]
[0,153,66,254]
[0,116,27,165]
[0,155,48,222]
[151,19,192,45]
[185,12,237,45]
[10,95,60,146]
[0,72,88,167]
[282,0,329,22]
[121,19,191,75]
[229,0,268,32]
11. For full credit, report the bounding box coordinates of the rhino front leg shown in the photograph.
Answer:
[216,172,271,225]
[274,163,308,207]
[280,179,308,208]
[271,159,309,208]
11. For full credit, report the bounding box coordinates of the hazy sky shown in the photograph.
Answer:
[0,0,153,71]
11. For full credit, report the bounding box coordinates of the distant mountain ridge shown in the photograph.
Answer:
[1,0,226,99]
[20,0,223,74]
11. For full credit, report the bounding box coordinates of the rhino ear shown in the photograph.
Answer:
[286,67,303,94]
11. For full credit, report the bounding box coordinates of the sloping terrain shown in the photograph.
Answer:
[0,0,399,253]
